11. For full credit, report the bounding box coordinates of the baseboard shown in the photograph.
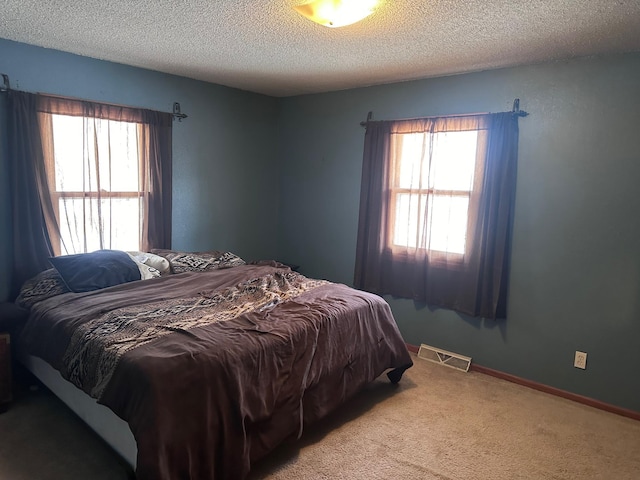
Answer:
[406,343,640,422]
[406,343,419,354]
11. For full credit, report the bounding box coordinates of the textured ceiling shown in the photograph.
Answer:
[1,0,639,97]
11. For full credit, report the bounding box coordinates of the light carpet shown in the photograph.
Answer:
[249,354,640,479]
[1,355,639,479]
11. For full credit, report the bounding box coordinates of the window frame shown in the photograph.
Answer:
[385,127,485,259]
[44,113,146,256]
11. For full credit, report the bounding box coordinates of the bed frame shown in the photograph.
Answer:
[20,353,137,468]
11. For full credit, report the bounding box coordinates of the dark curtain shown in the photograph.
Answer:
[354,112,519,319]
[7,91,172,298]
[7,91,56,298]
[139,110,173,251]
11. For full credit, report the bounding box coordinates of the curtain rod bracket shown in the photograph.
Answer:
[172,102,188,122]
[1,73,10,93]
[512,98,529,117]
[360,111,373,128]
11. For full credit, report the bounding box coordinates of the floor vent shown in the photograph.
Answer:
[417,343,472,372]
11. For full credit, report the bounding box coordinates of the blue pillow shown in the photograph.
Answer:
[49,250,141,293]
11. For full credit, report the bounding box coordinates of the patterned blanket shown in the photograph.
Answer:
[61,271,328,399]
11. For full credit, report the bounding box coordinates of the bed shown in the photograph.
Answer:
[14,250,413,480]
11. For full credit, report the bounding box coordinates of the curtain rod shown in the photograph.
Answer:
[0,72,188,122]
[359,98,529,127]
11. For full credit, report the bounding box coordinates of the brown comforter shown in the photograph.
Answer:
[19,262,413,479]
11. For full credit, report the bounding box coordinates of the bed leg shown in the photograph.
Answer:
[386,367,405,384]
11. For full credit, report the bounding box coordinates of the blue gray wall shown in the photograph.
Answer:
[0,38,280,299]
[276,54,640,412]
[2,37,639,412]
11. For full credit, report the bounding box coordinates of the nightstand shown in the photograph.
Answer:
[0,332,10,411]
[0,302,29,412]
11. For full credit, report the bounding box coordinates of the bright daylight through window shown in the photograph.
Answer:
[390,130,478,255]
[51,114,142,255]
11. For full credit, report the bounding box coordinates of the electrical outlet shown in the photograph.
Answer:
[574,351,587,369]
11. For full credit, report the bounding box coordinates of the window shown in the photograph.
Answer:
[354,112,520,318]
[32,94,171,258]
[8,91,171,294]
[50,114,143,255]
[389,130,479,255]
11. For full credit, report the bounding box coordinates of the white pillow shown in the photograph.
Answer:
[127,251,171,276]
[126,253,161,280]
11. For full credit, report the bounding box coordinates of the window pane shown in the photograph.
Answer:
[393,193,427,249]
[393,193,468,254]
[397,133,427,189]
[397,131,477,192]
[427,195,469,254]
[52,115,139,193]
[430,131,478,191]
[52,115,85,192]
[59,197,141,255]
[109,197,141,251]
[98,120,140,192]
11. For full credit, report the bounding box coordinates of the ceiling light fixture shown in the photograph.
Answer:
[294,0,381,28]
